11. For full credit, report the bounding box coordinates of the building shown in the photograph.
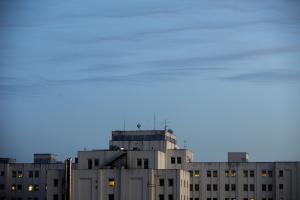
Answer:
[1,129,300,200]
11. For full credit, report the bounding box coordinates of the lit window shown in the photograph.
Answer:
[231,170,236,177]
[11,184,16,191]
[28,184,34,192]
[194,170,200,177]
[250,198,255,200]
[108,178,115,187]
[17,171,23,178]
[225,170,230,177]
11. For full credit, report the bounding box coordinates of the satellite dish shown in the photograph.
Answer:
[137,123,141,129]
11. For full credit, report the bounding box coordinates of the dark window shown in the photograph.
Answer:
[268,184,272,191]
[17,184,22,190]
[177,157,182,164]
[207,184,211,191]
[190,184,193,191]
[279,184,283,190]
[53,194,58,200]
[168,179,173,186]
[0,171,4,176]
[213,198,217,200]
[34,171,39,178]
[269,170,273,177]
[279,170,283,177]
[213,170,218,177]
[159,194,164,200]
[0,184,4,190]
[159,179,164,186]
[54,179,58,187]
[195,184,199,191]
[250,184,254,191]
[213,184,217,191]
[94,159,99,167]
[195,198,199,200]
[168,195,173,200]
[189,170,193,177]
[262,184,266,191]
[137,158,142,167]
[207,171,211,177]
[250,170,255,177]
[207,199,211,200]
[34,198,38,200]
[144,159,149,169]
[34,184,39,191]
[268,198,273,200]
[243,170,248,177]
[29,171,33,178]
[171,157,175,164]
[243,184,248,191]
[88,159,92,169]
[225,184,229,191]
[12,171,16,178]
[231,184,236,191]
[108,194,114,200]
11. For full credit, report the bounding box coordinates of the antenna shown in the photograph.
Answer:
[153,113,156,130]
[160,119,171,131]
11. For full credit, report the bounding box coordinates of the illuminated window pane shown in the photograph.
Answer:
[194,170,200,177]
[11,184,16,191]
[225,170,229,177]
[108,178,115,187]
[28,184,34,192]
[17,171,23,178]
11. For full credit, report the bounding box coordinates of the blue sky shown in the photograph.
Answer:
[0,0,300,162]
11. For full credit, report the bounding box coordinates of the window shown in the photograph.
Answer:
[189,171,193,177]
[159,179,164,186]
[207,184,211,191]
[195,198,199,200]
[243,184,248,191]
[268,184,272,191]
[17,171,23,178]
[213,198,217,200]
[279,184,283,190]
[34,198,38,200]
[225,184,229,191]
[108,178,115,187]
[231,184,236,191]
[195,184,199,191]
[279,170,283,177]
[213,170,218,177]
[88,159,92,169]
[171,157,175,164]
[34,171,39,178]
[177,157,182,164]
[29,171,33,178]
[53,194,58,200]
[11,184,16,191]
[168,195,173,200]
[144,159,149,169]
[137,158,142,167]
[262,184,266,191]
[34,184,39,191]
[225,170,229,177]
[54,179,58,187]
[0,171,4,176]
[194,170,200,176]
[243,170,248,177]
[231,170,236,177]
[168,179,174,186]
[190,184,193,191]
[17,184,22,190]
[250,170,254,177]
[250,184,254,191]
[12,171,16,178]
[261,170,272,177]
[94,159,99,167]
[213,184,217,191]
[159,194,164,200]
[207,171,211,177]
[0,184,4,190]
[108,194,114,200]
[28,184,34,192]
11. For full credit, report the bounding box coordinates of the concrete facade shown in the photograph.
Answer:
[1,129,300,200]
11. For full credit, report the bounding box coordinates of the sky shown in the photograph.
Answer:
[0,0,300,162]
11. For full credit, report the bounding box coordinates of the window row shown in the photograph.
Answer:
[171,157,182,164]
[11,184,40,192]
[136,158,149,169]
[159,178,174,186]
[188,169,284,178]
[11,170,40,178]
